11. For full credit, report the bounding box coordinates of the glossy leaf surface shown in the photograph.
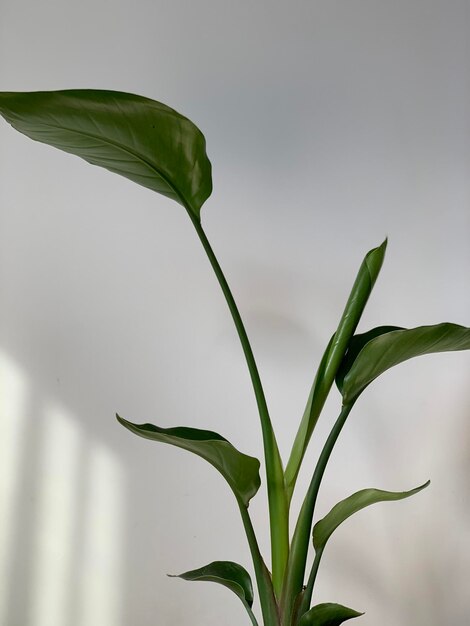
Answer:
[0,89,212,217]
[285,240,387,497]
[313,481,430,552]
[337,322,470,404]
[171,561,258,626]
[299,602,363,626]
[117,416,260,506]
[171,560,254,606]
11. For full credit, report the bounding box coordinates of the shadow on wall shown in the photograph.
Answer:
[328,513,470,625]
[0,349,126,626]
[1,347,469,626]
[313,385,470,626]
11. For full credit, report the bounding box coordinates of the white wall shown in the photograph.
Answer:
[0,2,469,625]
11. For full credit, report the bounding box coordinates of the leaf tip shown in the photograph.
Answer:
[116,413,135,431]
[370,237,387,260]
[348,609,365,619]
[410,479,431,495]
[366,236,387,258]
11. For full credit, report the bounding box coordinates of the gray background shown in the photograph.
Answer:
[0,2,469,625]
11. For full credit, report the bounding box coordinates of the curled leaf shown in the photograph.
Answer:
[337,323,470,405]
[116,415,260,506]
[170,560,258,626]
[313,481,430,552]
[285,239,387,497]
[299,602,363,626]
[170,560,254,607]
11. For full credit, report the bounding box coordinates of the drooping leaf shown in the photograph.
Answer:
[116,415,260,506]
[336,323,470,405]
[170,561,258,626]
[299,602,363,626]
[313,481,430,552]
[170,560,254,606]
[285,240,387,498]
[0,89,212,218]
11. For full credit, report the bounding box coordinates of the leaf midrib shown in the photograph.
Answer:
[18,119,192,212]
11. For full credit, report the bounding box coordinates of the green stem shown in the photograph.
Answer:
[246,606,261,626]
[238,501,280,626]
[281,403,354,625]
[190,214,289,597]
[284,336,335,504]
[297,548,324,618]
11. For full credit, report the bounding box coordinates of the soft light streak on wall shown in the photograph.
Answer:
[77,443,124,626]
[0,351,27,623]
[29,406,82,626]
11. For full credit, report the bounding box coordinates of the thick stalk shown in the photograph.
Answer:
[190,214,289,597]
[238,501,280,626]
[281,403,354,625]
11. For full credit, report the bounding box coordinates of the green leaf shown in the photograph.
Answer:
[0,89,212,218]
[336,323,470,405]
[116,415,260,507]
[313,481,430,552]
[285,239,387,500]
[299,602,363,626]
[335,325,402,391]
[170,561,258,626]
[170,560,254,606]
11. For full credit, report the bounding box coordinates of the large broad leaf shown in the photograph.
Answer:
[313,481,430,552]
[0,89,212,218]
[336,323,470,405]
[285,240,387,498]
[116,415,260,506]
[299,602,363,626]
[170,561,257,626]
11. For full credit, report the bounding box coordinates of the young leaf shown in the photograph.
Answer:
[312,481,430,552]
[116,415,260,506]
[285,240,387,498]
[299,602,363,626]
[170,561,258,626]
[335,325,402,390]
[170,560,254,607]
[0,89,212,218]
[337,323,470,405]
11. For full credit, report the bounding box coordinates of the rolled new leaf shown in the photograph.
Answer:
[116,415,260,506]
[170,561,258,626]
[285,239,387,497]
[313,481,430,552]
[336,322,470,405]
[0,90,212,218]
[299,602,363,626]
